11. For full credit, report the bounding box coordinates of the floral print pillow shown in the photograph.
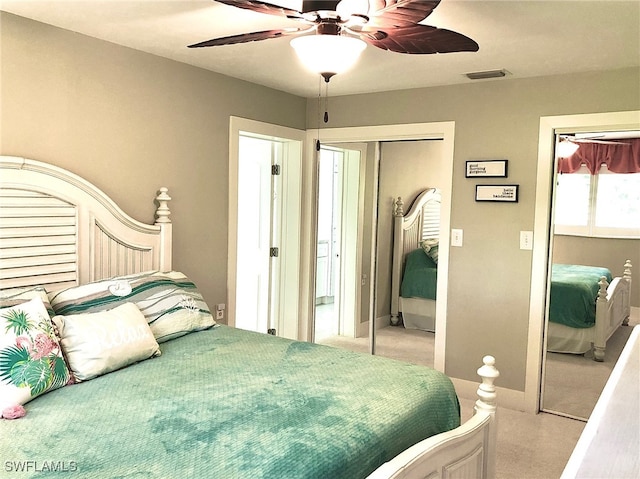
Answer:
[0,297,71,417]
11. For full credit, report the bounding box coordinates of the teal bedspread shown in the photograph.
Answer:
[401,249,438,300]
[550,264,613,328]
[0,325,460,479]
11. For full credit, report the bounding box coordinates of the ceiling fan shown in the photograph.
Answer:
[188,0,479,77]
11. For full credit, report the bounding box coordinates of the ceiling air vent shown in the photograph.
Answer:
[465,69,509,80]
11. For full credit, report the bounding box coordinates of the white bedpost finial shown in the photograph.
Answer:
[155,187,172,224]
[622,260,632,327]
[623,260,632,280]
[594,276,610,361]
[597,276,609,302]
[475,355,499,413]
[393,197,404,217]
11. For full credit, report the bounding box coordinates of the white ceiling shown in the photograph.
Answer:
[2,0,639,98]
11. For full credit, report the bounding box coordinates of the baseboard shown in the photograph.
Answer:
[357,315,391,337]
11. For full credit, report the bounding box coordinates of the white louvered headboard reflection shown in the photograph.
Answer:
[0,156,172,292]
[392,188,442,259]
[389,188,441,325]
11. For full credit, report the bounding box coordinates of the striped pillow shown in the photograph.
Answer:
[420,239,439,265]
[0,286,55,318]
[48,271,216,343]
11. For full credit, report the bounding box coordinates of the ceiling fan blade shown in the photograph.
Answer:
[301,0,342,13]
[213,0,304,19]
[367,0,442,28]
[188,26,313,48]
[360,24,478,54]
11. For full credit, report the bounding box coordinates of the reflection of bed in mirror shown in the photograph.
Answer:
[390,188,441,332]
[547,261,633,361]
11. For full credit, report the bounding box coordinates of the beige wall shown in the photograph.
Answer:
[553,235,639,307]
[308,68,640,390]
[0,13,306,314]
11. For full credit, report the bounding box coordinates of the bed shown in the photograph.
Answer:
[390,188,441,331]
[547,262,633,361]
[0,157,499,479]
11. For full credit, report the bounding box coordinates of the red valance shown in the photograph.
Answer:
[558,138,640,174]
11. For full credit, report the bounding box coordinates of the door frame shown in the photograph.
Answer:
[228,116,305,339]
[527,110,640,413]
[301,121,455,372]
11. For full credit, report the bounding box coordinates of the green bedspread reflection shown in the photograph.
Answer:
[0,325,460,479]
[400,249,437,300]
[550,264,613,328]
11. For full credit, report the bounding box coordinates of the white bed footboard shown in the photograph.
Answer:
[593,260,632,361]
[547,260,633,361]
[367,356,499,479]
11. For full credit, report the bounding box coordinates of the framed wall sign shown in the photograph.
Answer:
[466,160,508,178]
[475,184,519,203]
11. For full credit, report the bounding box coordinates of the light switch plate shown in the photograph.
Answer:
[451,229,463,247]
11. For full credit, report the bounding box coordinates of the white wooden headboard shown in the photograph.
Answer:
[0,156,172,291]
[390,188,441,325]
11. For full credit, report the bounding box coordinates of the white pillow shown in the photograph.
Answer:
[0,297,71,416]
[52,302,161,382]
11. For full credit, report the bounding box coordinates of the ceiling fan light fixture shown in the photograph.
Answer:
[291,34,366,78]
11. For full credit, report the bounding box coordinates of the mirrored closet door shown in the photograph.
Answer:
[314,139,450,371]
[541,129,640,420]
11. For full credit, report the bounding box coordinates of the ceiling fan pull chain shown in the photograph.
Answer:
[324,79,329,123]
[316,75,322,151]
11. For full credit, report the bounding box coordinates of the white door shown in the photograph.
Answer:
[228,117,304,340]
[235,135,277,333]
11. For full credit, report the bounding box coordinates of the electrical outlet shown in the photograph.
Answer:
[216,310,224,320]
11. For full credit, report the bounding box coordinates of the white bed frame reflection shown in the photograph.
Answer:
[390,188,441,331]
[547,261,632,361]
